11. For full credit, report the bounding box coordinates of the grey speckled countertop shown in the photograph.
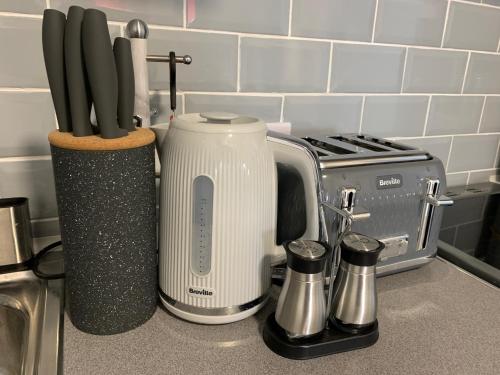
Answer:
[61,258,500,375]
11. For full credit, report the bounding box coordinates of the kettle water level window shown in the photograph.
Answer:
[192,176,214,276]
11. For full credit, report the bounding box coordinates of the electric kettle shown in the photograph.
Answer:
[151,112,323,324]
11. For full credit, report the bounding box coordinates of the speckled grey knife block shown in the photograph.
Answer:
[49,129,157,335]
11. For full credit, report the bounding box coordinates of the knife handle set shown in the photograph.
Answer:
[42,7,157,334]
[43,7,134,139]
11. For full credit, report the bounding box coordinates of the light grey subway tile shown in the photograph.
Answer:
[455,221,482,253]
[447,134,500,172]
[480,97,500,133]
[0,17,118,88]
[0,0,45,13]
[283,96,362,137]
[51,0,183,26]
[439,227,456,246]
[468,169,498,184]
[426,96,483,136]
[441,195,486,227]
[443,2,500,52]
[446,173,469,187]
[240,38,330,93]
[0,159,57,219]
[291,0,376,41]
[374,0,447,47]
[483,0,500,6]
[361,96,428,137]
[0,92,56,157]
[148,29,238,91]
[330,44,405,93]
[463,53,500,94]
[396,137,452,164]
[0,17,47,87]
[402,49,468,93]
[188,0,289,35]
[32,218,60,238]
[149,93,184,125]
[185,95,282,122]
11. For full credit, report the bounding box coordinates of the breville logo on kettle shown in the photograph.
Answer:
[376,174,403,189]
[187,286,215,298]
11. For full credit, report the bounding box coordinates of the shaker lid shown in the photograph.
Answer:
[284,240,330,274]
[171,112,266,134]
[340,233,384,267]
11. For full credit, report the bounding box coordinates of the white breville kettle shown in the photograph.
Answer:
[151,112,322,324]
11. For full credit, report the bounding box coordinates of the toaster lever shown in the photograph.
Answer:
[417,178,453,251]
[425,195,454,207]
[323,203,371,222]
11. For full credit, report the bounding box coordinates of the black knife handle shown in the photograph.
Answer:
[42,9,72,132]
[169,51,176,113]
[113,37,135,131]
[65,6,93,137]
[81,9,126,139]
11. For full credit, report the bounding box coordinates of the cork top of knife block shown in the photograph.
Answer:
[48,128,155,151]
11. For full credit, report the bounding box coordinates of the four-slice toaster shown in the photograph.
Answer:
[301,134,453,275]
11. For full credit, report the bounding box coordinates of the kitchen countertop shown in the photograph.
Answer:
[60,257,500,375]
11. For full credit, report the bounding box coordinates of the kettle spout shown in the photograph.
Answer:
[150,123,170,155]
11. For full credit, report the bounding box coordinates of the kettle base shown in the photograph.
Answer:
[263,313,378,360]
[159,291,268,325]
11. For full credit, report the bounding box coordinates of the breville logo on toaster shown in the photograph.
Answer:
[376,174,403,189]
[187,286,215,298]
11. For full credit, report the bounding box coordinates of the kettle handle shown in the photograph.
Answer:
[267,133,324,265]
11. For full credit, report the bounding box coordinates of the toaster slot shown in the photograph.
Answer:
[303,137,355,155]
[329,136,389,152]
[355,135,413,151]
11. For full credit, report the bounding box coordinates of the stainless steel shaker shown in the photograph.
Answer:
[329,232,384,333]
[275,240,330,338]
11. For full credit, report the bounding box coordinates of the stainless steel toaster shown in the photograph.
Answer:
[302,134,452,276]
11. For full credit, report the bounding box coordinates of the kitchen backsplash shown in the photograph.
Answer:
[0,0,500,236]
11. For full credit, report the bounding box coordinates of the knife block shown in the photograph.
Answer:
[48,128,157,335]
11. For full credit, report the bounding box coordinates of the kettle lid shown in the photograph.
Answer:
[171,112,266,134]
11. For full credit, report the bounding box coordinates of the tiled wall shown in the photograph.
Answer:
[1,0,500,236]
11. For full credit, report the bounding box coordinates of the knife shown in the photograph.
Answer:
[64,6,93,137]
[42,9,72,132]
[113,37,135,131]
[81,9,127,139]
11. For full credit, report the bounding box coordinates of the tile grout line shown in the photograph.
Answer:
[400,47,408,94]
[183,0,187,28]
[493,139,500,169]
[445,136,454,172]
[465,171,471,185]
[422,95,432,136]
[371,0,379,43]
[476,96,487,133]
[460,52,471,94]
[497,37,500,53]
[146,91,500,97]
[453,0,500,10]
[280,96,285,122]
[358,96,366,134]
[448,166,500,174]
[326,42,333,93]
[236,36,241,92]
[0,155,52,163]
[288,0,293,36]
[0,88,50,92]
[440,0,451,48]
